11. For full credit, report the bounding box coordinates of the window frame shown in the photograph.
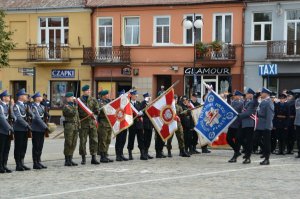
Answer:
[212,13,233,43]
[251,12,273,43]
[183,14,203,45]
[123,16,140,46]
[97,17,113,48]
[284,10,300,41]
[153,15,171,45]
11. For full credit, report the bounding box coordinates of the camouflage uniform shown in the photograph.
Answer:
[63,103,80,156]
[78,96,99,156]
[167,104,185,150]
[97,98,112,155]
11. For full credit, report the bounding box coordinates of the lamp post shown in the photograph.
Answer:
[183,14,203,94]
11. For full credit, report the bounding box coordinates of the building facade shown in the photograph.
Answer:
[0,0,92,122]
[85,0,245,100]
[244,0,300,93]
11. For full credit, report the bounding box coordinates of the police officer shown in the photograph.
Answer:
[31,92,49,169]
[287,93,296,154]
[294,94,300,158]
[141,92,154,159]
[13,88,32,171]
[78,85,100,165]
[63,92,80,166]
[180,96,194,155]
[166,95,190,158]
[274,94,289,155]
[257,88,275,165]
[0,90,14,173]
[227,90,244,163]
[98,90,113,163]
[115,90,129,162]
[238,88,258,164]
[190,92,201,154]
[127,90,147,160]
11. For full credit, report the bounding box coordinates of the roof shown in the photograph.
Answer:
[86,0,243,8]
[0,0,86,10]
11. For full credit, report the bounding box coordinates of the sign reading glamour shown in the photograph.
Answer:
[184,67,231,75]
[52,69,75,78]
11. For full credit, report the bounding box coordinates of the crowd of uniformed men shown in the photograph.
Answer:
[0,85,300,173]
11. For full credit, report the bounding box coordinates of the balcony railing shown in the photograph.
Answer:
[267,40,300,59]
[83,46,131,65]
[196,44,236,61]
[27,43,70,62]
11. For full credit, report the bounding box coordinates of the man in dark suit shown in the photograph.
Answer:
[127,90,147,160]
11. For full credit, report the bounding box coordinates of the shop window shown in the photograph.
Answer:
[50,81,80,109]
[252,12,272,42]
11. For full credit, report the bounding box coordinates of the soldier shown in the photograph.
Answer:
[31,92,49,169]
[166,95,190,158]
[13,88,32,171]
[238,88,258,164]
[77,85,100,165]
[0,90,14,173]
[257,88,275,165]
[115,90,129,162]
[227,90,244,163]
[97,90,113,163]
[274,94,289,155]
[294,94,300,158]
[180,96,194,155]
[190,92,201,154]
[141,92,154,159]
[286,93,296,154]
[63,92,80,166]
[127,90,148,160]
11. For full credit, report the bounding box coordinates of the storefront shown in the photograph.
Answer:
[184,67,232,100]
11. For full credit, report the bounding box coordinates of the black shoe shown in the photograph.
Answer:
[3,160,12,173]
[260,159,270,165]
[106,156,114,163]
[0,163,5,173]
[81,155,86,165]
[33,162,42,170]
[121,153,129,161]
[16,164,24,171]
[140,149,148,160]
[156,151,166,158]
[116,155,123,162]
[38,162,47,169]
[69,156,78,166]
[228,156,237,163]
[167,150,172,158]
[100,153,110,163]
[91,155,100,165]
[128,150,133,160]
[193,146,201,154]
[21,159,31,170]
[179,149,190,157]
[65,156,72,166]
[202,149,211,153]
[145,150,153,159]
[243,158,251,164]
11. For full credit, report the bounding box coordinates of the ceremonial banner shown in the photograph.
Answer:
[146,88,177,142]
[194,90,238,143]
[191,106,210,147]
[103,93,134,136]
[76,98,98,127]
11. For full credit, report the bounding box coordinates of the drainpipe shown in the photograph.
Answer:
[241,1,246,91]
[90,8,96,96]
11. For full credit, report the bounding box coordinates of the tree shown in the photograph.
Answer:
[0,10,15,67]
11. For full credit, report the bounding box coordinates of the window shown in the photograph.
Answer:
[184,15,202,44]
[50,81,80,109]
[39,17,69,45]
[252,13,272,42]
[214,14,232,43]
[285,10,300,55]
[154,16,170,44]
[124,17,140,45]
[98,18,113,47]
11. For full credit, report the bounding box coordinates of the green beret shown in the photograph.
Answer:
[82,85,90,91]
[65,92,74,98]
[99,90,109,96]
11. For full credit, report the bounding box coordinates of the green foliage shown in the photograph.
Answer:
[195,41,209,54]
[0,10,15,67]
[210,40,223,52]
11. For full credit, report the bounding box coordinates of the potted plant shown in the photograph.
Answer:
[195,41,208,58]
[210,40,223,52]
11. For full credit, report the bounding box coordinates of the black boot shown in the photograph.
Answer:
[0,157,5,173]
[156,150,166,158]
[121,151,129,161]
[228,152,241,163]
[21,159,31,170]
[65,156,72,166]
[140,149,148,160]
[116,149,123,162]
[38,157,47,169]
[146,149,153,159]
[91,155,100,165]
[179,149,190,157]
[33,161,42,170]
[3,159,12,173]
[106,153,114,163]
[100,152,110,163]
[70,156,78,166]
[243,158,251,164]
[128,150,133,160]
[193,146,201,154]
[167,149,172,158]
[15,158,24,171]
[260,158,270,165]
[81,155,86,165]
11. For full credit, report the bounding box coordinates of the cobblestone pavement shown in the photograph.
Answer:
[1,138,300,199]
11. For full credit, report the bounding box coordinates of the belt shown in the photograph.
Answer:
[277,115,287,118]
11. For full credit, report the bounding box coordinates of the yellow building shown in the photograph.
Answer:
[0,1,92,122]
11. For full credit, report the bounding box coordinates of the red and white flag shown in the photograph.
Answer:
[145,88,177,142]
[76,98,98,127]
[103,93,133,136]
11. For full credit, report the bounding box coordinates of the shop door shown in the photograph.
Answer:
[156,75,171,97]
[12,81,26,100]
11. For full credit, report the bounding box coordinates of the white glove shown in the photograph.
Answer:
[138,111,143,116]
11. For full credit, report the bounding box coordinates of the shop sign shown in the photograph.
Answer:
[258,64,278,76]
[52,69,75,78]
[184,67,231,75]
[121,67,131,75]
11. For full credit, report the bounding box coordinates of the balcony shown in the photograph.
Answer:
[196,44,236,67]
[82,46,131,66]
[27,43,70,63]
[267,40,300,61]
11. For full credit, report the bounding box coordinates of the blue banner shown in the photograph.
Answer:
[194,90,238,143]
